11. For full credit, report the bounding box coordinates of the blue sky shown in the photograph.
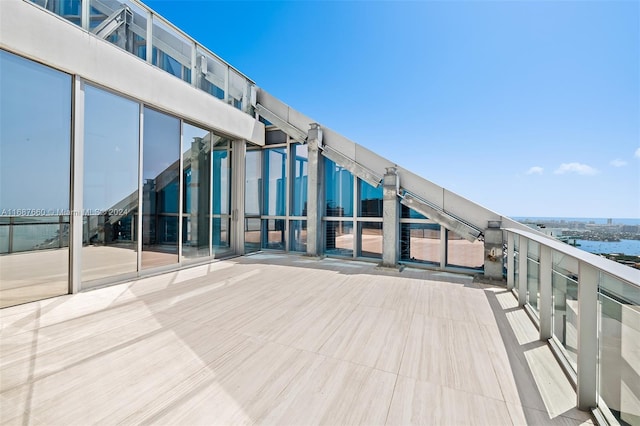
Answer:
[146,0,639,219]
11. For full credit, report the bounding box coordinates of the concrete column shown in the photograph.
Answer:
[231,140,246,255]
[539,245,553,340]
[507,232,515,290]
[70,76,85,294]
[382,167,399,267]
[518,237,528,307]
[483,221,503,280]
[577,261,598,411]
[306,123,323,257]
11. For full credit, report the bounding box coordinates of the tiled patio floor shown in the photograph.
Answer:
[0,254,594,425]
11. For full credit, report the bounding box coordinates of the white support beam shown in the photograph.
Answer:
[539,245,553,340]
[231,140,246,255]
[70,76,85,294]
[577,261,599,410]
[518,237,528,306]
[321,145,382,188]
[400,192,481,243]
[507,232,515,290]
[255,103,308,143]
[306,124,323,257]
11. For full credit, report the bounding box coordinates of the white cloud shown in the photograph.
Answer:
[554,162,599,176]
[610,159,627,167]
[526,166,544,175]
[635,147,640,158]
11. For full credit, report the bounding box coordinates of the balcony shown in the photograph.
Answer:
[1,254,593,425]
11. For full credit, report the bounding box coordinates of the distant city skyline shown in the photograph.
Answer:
[146,0,640,219]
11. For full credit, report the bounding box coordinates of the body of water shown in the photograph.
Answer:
[574,239,640,256]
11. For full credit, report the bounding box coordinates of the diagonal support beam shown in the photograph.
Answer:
[320,145,382,188]
[399,192,481,242]
[255,103,308,142]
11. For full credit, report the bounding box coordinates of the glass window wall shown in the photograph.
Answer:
[244,218,261,253]
[89,0,147,60]
[290,220,307,252]
[151,17,192,83]
[83,85,139,282]
[263,219,285,250]
[359,181,383,217]
[0,51,71,307]
[445,231,484,269]
[182,123,210,259]
[325,158,353,217]
[245,150,262,216]
[290,144,308,216]
[264,148,287,217]
[212,137,231,253]
[400,223,441,264]
[359,221,382,258]
[325,221,353,257]
[142,107,179,269]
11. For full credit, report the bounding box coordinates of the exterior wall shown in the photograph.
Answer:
[0,0,265,146]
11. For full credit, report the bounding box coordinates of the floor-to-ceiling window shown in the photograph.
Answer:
[244,149,262,253]
[212,135,231,255]
[289,143,308,252]
[142,107,180,268]
[400,205,441,265]
[0,50,72,307]
[324,157,354,256]
[358,180,383,258]
[262,147,286,250]
[83,84,139,283]
[182,123,210,259]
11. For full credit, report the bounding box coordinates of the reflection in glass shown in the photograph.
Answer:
[196,49,226,100]
[291,144,308,216]
[0,51,71,307]
[89,0,147,60]
[401,223,440,264]
[290,220,307,252]
[142,108,179,269]
[182,123,210,259]
[359,180,383,217]
[360,222,382,258]
[325,158,353,217]
[552,269,578,368]
[151,17,192,83]
[264,148,286,216]
[212,138,231,253]
[598,278,640,425]
[83,85,139,282]
[244,218,261,253]
[31,0,82,26]
[445,231,484,269]
[401,205,427,219]
[263,219,285,250]
[325,221,353,256]
[245,150,262,216]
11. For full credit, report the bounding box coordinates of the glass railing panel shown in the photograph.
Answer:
[527,257,540,313]
[0,225,8,254]
[290,220,307,252]
[400,223,440,265]
[90,0,147,60]
[196,48,226,100]
[551,269,578,368]
[151,16,192,83]
[325,221,353,257]
[598,275,640,426]
[528,238,540,262]
[31,0,82,26]
[229,69,246,111]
